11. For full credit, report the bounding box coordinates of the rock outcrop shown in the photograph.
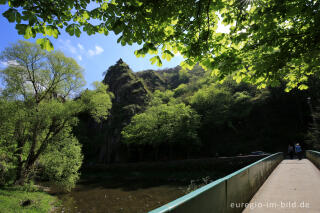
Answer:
[99,59,150,163]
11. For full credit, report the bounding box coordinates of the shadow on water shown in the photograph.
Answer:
[53,179,186,213]
[53,170,223,213]
[53,156,264,213]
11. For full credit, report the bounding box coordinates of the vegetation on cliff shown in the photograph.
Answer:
[76,59,317,164]
[122,90,201,160]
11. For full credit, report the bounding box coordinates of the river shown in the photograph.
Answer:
[52,155,263,212]
[53,179,185,213]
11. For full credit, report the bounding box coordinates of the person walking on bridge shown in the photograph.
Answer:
[295,143,302,160]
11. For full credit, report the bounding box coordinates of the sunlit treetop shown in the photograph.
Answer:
[1,0,319,90]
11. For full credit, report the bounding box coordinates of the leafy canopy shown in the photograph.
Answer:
[1,0,319,90]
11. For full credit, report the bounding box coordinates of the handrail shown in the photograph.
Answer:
[306,150,320,155]
[149,152,283,213]
[306,150,320,169]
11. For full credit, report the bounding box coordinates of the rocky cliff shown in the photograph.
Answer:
[98,59,151,163]
[79,60,206,164]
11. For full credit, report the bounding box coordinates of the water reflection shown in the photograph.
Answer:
[53,180,185,213]
[52,156,257,212]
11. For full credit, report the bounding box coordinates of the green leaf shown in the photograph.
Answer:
[164,26,174,36]
[211,69,219,76]
[134,49,146,58]
[161,50,174,61]
[0,0,6,5]
[24,26,33,39]
[101,2,108,10]
[66,24,81,37]
[44,26,59,38]
[82,11,90,20]
[15,24,27,35]
[149,56,162,67]
[117,35,123,43]
[150,56,157,65]
[36,38,54,52]
[21,10,37,25]
[298,84,308,90]
[66,25,74,36]
[180,60,194,70]
[2,8,20,23]
[134,0,143,6]
[113,22,123,35]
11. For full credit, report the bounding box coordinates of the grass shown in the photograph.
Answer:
[0,186,58,213]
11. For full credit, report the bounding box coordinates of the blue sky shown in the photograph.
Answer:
[0,5,229,89]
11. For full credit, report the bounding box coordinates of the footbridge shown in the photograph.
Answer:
[149,150,320,213]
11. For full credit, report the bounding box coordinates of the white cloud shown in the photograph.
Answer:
[0,60,19,67]
[57,40,85,62]
[88,50,95,56]
[88,45,104,56]
[0,61,8,67]
[95,46,104,54]
[58,39,77,54]
[77,43,84,50]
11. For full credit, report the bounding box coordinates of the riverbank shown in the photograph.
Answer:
[0,186,58,213]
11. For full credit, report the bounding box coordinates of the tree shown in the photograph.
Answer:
[190,85,234,127]
[1,0,319,90]
[0,41,112,189]
[38,135,83,191]
[121,91,200,159]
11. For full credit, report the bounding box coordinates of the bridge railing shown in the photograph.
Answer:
[306,150,320,169]
[149,152,283,213]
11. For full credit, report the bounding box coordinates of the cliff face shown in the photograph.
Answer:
[76,60,207,164]
[97,61,208,163]
[136,70,166,92]
[99,59,150,163]
[103,59,150,107]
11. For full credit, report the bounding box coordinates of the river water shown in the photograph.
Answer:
[53,179,185,213]
[52,156,261,212]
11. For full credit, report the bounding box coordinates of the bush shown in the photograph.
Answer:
[0,148,16,186]
[38,136,83,192]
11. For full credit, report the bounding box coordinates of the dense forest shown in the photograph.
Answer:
[75,59,319,165]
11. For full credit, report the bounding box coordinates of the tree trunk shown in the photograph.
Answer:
[15,156,24,185]
[15,164,28,186]
[15,155,37,185]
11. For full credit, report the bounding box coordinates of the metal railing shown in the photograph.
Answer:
[149,152,284,213]
[306,150,320,169]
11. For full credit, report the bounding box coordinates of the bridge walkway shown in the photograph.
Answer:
[243,159,320,213]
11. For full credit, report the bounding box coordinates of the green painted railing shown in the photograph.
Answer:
[306,150,320,169]
[149,152,283,213]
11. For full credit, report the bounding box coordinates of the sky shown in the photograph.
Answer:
[0,5,229,89]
